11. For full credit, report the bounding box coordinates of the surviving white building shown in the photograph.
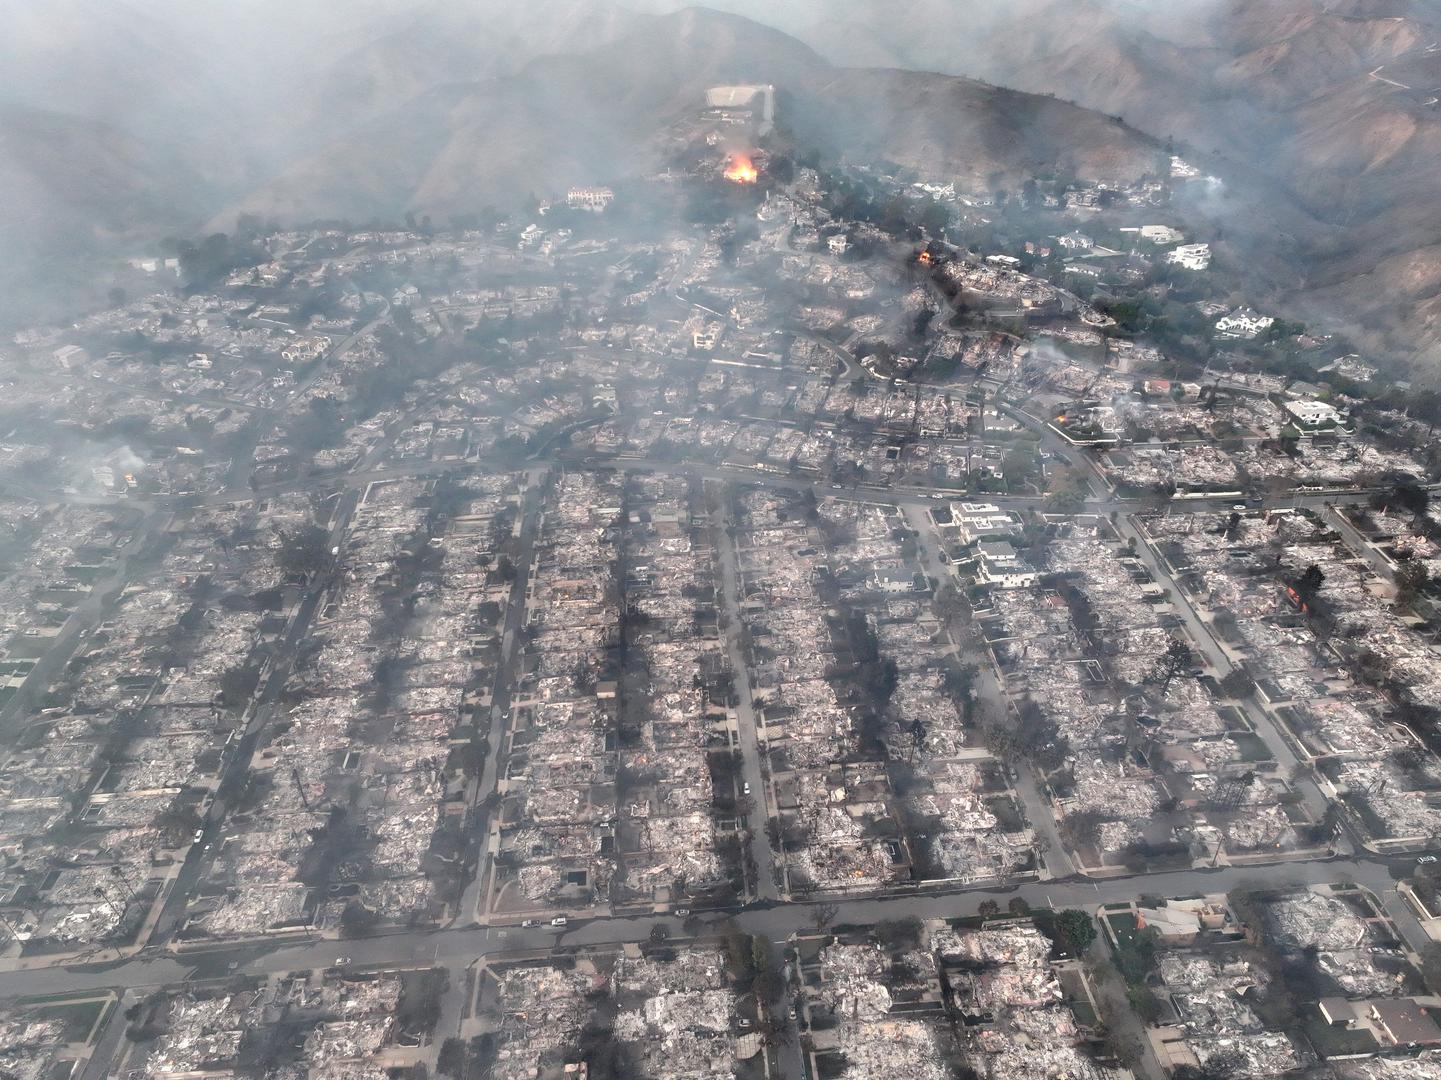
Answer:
[566,187,615,213]
[1166,244,1211,271]
[1284,399,1343,431]
[1214,307,1274,340]
[973,541,1038,590]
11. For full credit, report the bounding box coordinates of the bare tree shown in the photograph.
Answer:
[1152,638,1194,697]
[810,902,840,934]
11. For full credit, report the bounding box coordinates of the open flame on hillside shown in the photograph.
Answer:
[724,153,758,184]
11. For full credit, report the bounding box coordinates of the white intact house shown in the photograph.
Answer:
[1123,224,1185,246]
[873,567,926,594]
[1166,243,1211,271]
[971,541,1038,590]
[1284,399,1343,431]
[566,187,615,213]
[951,503,1022,546]
[1214,307,1274,340]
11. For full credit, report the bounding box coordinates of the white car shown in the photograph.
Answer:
[1418,855,1438,864]
[550,916,568,927]
[334,957,352,966]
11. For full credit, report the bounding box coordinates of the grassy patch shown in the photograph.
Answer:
[1302,1016,1379,1059]
[1231,732,1272,762]
[1104,911,1139,945]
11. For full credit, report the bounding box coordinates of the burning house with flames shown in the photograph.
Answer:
[724,153,759,184]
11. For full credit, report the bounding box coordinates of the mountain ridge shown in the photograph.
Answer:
[221,6,1164,226]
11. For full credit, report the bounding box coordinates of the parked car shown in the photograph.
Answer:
[551,916,568,927]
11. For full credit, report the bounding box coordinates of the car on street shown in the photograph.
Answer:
[192,829,205,844]
[674,908,690,917]
[334,957,352,966]
[1418,855,1437,864]
[521,919,539,927]
[551,916,568,927]
[742,782,751,795]
[1232,504,1247,511]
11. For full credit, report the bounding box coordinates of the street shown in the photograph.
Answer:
[0,848,1424,1002]
[710,486,782,901]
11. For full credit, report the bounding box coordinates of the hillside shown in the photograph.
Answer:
[0,103,208,255]
[0,2,1163,330]
[302,0,647,140]
[673,0,1441,366]
[225,7,1163,225]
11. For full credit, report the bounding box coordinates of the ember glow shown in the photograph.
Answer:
[724,153,758,184]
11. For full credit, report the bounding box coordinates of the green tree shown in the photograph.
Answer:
[1055,909,1097,956]
[1001,446,1036,487]
[218,664,262,708]
[1218,668,1254,699]
[152,799,202,847]
[1045,466,1090,512]
[874,917,923,951]
[750,934,774,977]
[1396,561,1430,606]
[1422,944,1441,996]
[278,524,330,579]
[437,1037,467,1078]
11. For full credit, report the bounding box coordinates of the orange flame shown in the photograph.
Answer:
[724,154,758,184]
[918,251,934,266]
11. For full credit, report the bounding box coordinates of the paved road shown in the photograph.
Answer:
[457,468,548,924]
[1119,514,1333,824]
[223,303,390,492]
[148,488,363,945]
[165,430,1381,522]
[1,850,1423,1001]
[901,501,1077,879]
[0,511,175,735]
[1322,502,1398,584]
[78,992,131,1080]
[709,488,781,902]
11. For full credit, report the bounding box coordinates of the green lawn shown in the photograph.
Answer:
[1104,910,1139,945]
[1302,1017,1379,1059]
